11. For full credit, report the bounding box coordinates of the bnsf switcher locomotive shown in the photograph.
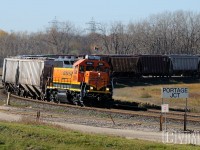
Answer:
[2,55,113,106]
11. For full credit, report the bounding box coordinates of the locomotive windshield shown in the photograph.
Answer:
[86,66,94,71]
[76,59,110,73]
[79,65,108,72]
[96,66,106,72]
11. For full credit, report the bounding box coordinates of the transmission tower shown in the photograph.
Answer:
[48,16,65,30]
[48,16,59,29]
[86,18,100,33]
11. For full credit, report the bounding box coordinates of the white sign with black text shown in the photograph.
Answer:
[161,87,188,98]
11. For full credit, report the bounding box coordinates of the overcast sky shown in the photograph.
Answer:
[1,0,200,32]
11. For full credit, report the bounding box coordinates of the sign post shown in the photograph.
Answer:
[161,104,169,132]
[160,98,163,131]
[184,98,188,131]
[161,87,189,131]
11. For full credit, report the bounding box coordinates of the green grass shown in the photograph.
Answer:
[0,121,200,150]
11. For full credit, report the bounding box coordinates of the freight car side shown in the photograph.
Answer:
[100,55,139,78]
[2,57,54,99]
[169,55,199,76]
[110,56,139,77]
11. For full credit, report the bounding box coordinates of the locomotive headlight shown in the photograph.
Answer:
[90,86,94,90]
[106,88,109,91]
[98,72,101,77]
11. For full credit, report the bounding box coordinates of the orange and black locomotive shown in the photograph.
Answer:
[48,55,113,106]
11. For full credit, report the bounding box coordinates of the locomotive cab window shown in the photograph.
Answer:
[74,65,78,74]
[79,65,84,72]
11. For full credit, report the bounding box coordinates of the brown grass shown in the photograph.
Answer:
[113,82,200,112]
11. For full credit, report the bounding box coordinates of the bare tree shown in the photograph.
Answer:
[46,21,76,54]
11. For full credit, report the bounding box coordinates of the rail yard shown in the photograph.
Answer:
[1,54,200,145]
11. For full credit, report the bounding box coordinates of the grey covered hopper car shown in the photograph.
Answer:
[2,57,54,99]
[169,55,199,76]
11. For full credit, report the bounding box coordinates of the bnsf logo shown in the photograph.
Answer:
[63,71,72,76]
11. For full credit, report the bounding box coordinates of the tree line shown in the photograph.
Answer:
[1,10,200,66]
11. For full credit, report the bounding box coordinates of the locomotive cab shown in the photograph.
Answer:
[73,59,110,82]
[73,58,113,106]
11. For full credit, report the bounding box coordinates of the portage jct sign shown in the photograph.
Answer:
[161,87,189,98]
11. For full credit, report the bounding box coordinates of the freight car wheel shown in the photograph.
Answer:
[15,89,20,96]
[54,94,60,104]
[40,92,45,101]
[5,85,10,92]
[19,90,25,97]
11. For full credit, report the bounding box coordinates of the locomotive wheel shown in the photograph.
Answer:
[72,96,78,105]
[79,97,84,107]
[66,93,72,103]
[54,94,60,104]
[50,94,54,102]
[106,99,114,109]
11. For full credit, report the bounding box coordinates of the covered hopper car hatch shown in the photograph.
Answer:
[46,56,113,107]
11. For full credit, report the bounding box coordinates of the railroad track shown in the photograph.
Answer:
[2,90,200,123]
